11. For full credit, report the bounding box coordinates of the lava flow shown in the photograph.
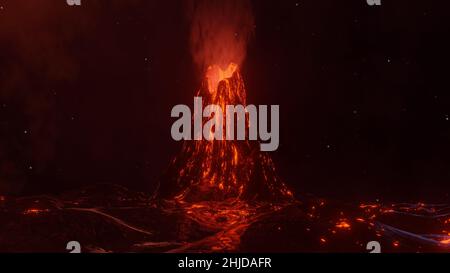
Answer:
[151,63,450,252]
[152,63,294,252]
[159,63,292,203]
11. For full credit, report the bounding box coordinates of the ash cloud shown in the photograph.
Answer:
[186,0,255,72]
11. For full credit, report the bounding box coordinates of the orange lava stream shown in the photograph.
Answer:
[167,62,292,202]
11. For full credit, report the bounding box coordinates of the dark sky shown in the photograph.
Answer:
[0,0,449,202]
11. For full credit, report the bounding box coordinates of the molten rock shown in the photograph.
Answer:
[159,64,292,202]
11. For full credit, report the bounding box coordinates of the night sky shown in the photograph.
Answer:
[0,0,449,203]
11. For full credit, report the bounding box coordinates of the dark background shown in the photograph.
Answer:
[0,0,449,202]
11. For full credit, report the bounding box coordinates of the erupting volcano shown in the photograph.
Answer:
[1,0,449,254]
[159,63,292,202]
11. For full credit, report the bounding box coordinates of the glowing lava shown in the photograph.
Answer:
[206,63,238,94]
[23,208,49,215]
[335,220,351,230]
[160,63,292,202]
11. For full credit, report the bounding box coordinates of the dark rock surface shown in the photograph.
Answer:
[0,184,449,253]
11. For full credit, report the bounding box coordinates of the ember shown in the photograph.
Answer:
[23,208,49,215]
[335,220,351,230]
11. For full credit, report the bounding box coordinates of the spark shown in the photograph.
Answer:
[359,204,379,209]
[23,208,49,215]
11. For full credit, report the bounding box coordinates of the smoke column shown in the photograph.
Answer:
[187,0,255,72]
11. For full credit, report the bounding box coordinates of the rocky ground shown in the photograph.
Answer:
[0,184,449,253]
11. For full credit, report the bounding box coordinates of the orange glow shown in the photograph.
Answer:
[320,238,327,244]
[393,241,400,247]
[335,220,351,229]
[188,0,254,76]
[164,62,293,202]
[190,204,206,209]
[359,203,379,209]
[206,63,238,93]
[23,208,49,215]
[440,238,450,244]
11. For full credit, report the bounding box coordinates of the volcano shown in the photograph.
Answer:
[1,65,448,254]
[158,63,292,202]
[1,64,450,252]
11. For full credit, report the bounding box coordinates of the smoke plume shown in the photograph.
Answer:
[187,0,255,72]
